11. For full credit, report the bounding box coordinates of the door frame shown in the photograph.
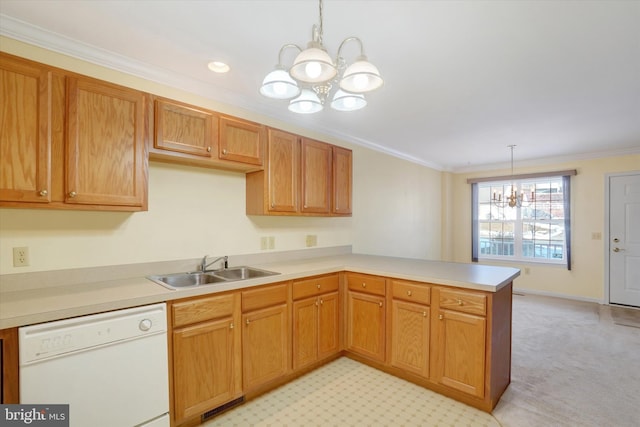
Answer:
[604,170,640,305]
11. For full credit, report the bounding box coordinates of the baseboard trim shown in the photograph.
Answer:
[513,288,602,304]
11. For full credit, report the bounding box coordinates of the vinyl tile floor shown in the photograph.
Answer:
[203,357,500,427]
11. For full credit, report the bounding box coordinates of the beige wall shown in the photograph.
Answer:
[0,38,442,274]
[447,155,640,302]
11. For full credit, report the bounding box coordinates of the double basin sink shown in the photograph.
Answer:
[147,266,279,290]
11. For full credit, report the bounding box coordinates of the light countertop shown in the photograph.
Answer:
[0,253,520,329]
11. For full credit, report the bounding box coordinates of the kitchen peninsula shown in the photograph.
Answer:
[0,248,519,423]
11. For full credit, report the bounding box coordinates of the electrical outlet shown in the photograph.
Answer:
[524,267,531,275]
[306,234,317,247]
[260,237,269,250]
[268,236,275,250]
[13,246,30,267]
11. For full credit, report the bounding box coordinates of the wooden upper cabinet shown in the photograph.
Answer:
[154,98,217,158]
[0,54,52,203]
[301,138,332,214]
[246,127,352,217]
[66,76,148,208]
[332,146,352,215]
[219,115,264,166]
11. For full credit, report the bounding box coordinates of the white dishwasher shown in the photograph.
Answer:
[19,303,170,427]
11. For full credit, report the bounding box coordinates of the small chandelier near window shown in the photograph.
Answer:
[492,145,535,208]
[260,0,383,113]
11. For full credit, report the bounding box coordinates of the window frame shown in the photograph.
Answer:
[469,170,575,270]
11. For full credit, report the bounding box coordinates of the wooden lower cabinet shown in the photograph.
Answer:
[241,283,290,392]
[433,308,486,398]
[346,291,386,362]
[170,293,241,425]
[0,328,19,404]
[293,291,340,370]
[391,300,430,377]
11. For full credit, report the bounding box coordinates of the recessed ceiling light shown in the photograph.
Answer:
[208,61,230,73]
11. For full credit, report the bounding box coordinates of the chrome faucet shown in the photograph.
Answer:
[201,255,228,272]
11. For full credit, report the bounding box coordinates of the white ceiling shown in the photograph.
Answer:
[1,0,639,171]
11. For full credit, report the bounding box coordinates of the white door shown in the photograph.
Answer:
[609,173,640,307]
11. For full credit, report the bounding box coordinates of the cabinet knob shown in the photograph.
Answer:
[317,284,321,289]
[320,299,324,305]
[207,146,212,152]
[315,300,319,306]
[222,148,227,155]
[229,323,234,329]
[39,189,48,197]
[407,290,412,296]
[439,314,444,320]
[423,312,427,317]
[68,191,77,198]
[378,301,383,308]
[245,318,250,325]
[457,299,463,306]
[362,282,366,288]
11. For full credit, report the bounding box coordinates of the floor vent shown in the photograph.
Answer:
[202,396,245,421]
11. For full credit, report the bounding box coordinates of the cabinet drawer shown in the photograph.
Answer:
[292,274,339,300]
[346,273,386,296]
[439,288,487,316]
[391,280,431,304]
[172,293,234,328]
[242,283,288,312]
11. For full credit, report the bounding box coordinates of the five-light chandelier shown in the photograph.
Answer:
[492,145,535,208]
[259,0,384,113]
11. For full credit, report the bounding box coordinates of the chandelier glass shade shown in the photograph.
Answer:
[260,0,383,113]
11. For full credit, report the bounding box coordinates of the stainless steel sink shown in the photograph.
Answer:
[212,266,279,280]
[147,266,279,290]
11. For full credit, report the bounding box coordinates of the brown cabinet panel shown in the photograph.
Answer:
[332,146,352,215]
[292,273,339,300]
[439,289,487,316]
[391,280,431,305]
[318,291,340,359]
[300,138,332,214]
[0,328,19,404]
[391,300,430,377]
[241,283,288,312]
[172,318,235,422]
[242,303,289,391]
[66,76,147,207]
[172,294,234,328]
[267,129,299,213]
[219,115,264,166]
[347,291,385,362]
[154,98,217,158]
[434,308,486,398]
[346,272,386,296]
[0,55,51,203]
[292,296,319,370]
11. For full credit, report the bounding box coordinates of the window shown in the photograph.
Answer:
[469,171,575,269]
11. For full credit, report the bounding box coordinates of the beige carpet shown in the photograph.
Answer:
[493,294,640,427]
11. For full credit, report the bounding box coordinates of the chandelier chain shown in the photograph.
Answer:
[318,0,324,45]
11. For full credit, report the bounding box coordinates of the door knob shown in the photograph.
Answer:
[613,247,624,252]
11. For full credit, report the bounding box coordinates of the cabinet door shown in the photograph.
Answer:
[332,146,352,215]
[0,328,19,404]
[154,98,217,158]
[219,116,264,166]
[0,56,51,203]
[318,291,340,359]
[292,296,318,370]
[242,304,289,390]
[435,309,486,398]
[172,317,235,422]
[391,300,430,378]
[300,138,331,214]
[347,291,385,362]
[66,76,147,207]
[266,129,298,213]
